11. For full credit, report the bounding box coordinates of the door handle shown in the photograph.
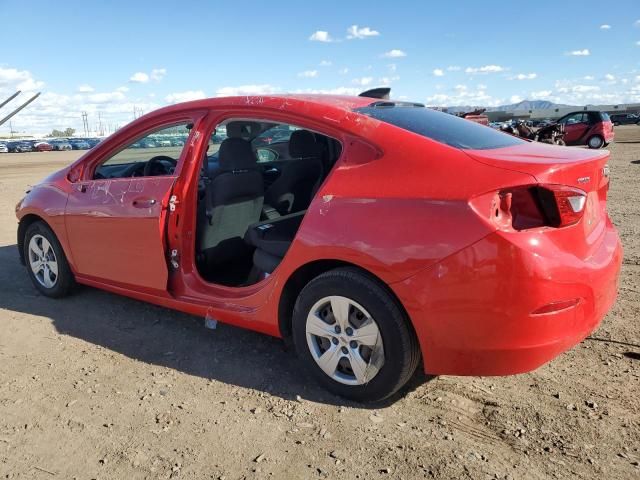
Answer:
[132,198,157,208]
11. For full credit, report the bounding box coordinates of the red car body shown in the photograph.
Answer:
[33,142,53,152]
[15,95,622,378]
[556,111,614,148]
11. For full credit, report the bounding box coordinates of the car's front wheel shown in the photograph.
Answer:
[23,221,74,298]
[587,135,604,149]
[292,267,420,402]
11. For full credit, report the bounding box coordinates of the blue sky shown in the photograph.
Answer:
[1,0,639,134]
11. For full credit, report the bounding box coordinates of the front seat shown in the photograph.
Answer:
[264,130,323,215]
[197,137,264,265]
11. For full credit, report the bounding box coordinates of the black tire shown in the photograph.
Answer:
[292,267,420,402]
[23,221,74,298]
[587,135,604,149]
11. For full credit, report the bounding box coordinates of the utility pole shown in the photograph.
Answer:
[98,112,104,136]
[81,111,89,136]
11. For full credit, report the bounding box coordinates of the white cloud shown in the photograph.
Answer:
[0,67,44,92]
[510,73,537,80]
[346,25,380,39]
[116,86,129,93]
[309,30,333,42]
[600,24,611,30]
[378,76,400,86]
[447,66,461,71]
[352,77,373,86]
[636,41,640,46]
[604,73,616,81]
[298,70,319,78]
[387,63,397,72]
[510,95,523,103]
[531,90,552,98]
[86,91,127,104]
[433,69,444,77]
[129,72,149,83]
[338,67,349,75]
[77,84,94,93]
[215,84,280,96]
[567,49,590,56]
[319,60,332,67]
[465,65,506,74]
[150,68,166,82]
[165,90,206,103]
[382,49,407,58]
[635,19,640,27]
[583,75,595,80]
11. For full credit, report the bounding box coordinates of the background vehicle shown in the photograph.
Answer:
[15,95,622,402]
[68,139,90,150]
[0,142,8,153]
[33,141,53,152]
[555,111,614,148]
[49,140,72,151]
[7,141,33,152]
[610,113,640,126]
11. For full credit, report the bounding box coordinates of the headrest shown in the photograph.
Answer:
[218,138,257,171]
[226,121,261,139]
[289,129,321,158]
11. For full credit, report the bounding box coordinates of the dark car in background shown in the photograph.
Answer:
[7,141,33,153]
[83,138,102,148]
[555,111,614,149]
[68,139,91,150]
[49,140,72,151]
[610,113,640,126]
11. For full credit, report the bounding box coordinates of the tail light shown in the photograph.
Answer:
[499,185,587,230]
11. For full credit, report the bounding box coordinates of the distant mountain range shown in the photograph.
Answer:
[445,100,574,113]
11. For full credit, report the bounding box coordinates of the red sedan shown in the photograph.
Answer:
[33,141,53,152]
[15,95,622,402]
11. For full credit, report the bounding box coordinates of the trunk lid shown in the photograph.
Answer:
[466,141,612,258]
[466,141,609,192]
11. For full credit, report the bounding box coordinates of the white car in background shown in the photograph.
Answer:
[0,143,9,153]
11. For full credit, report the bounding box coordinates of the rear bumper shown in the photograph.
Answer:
[392,222,622,376]
[604,130,615,143]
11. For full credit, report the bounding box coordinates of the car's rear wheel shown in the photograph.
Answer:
[292,267,420,402]
[587,135,604,149]
[23,221,74,298]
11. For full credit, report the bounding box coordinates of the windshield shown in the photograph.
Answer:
[354,105,524,150]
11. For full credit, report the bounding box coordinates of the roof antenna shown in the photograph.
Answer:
[358,88,391,100]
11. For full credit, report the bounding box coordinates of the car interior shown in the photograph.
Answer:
[195,119,342,286]
[90,120,342,287]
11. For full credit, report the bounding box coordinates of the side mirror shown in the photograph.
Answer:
[66,163,84,182]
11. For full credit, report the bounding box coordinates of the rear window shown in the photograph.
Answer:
[600,112,610,122]
[354,105,524,150]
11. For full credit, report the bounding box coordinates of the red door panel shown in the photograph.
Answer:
[65,176,175,292]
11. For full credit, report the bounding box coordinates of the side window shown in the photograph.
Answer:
[563,113,584,125]
[94,123,191,179]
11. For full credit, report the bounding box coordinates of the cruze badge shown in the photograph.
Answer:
[577,176,591,184]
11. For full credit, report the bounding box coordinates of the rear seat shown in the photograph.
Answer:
[244,211,306,273]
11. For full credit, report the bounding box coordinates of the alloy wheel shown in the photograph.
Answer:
[28,234,58,288]
[305,295,384,385]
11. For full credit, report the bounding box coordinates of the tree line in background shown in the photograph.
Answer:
[46,128,75,138]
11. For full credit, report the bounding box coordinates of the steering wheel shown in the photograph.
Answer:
[143,155,177,177]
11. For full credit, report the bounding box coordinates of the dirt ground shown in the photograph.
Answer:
[0,128,638,480]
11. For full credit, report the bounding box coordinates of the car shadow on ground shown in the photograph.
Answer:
[0,244,431,407]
